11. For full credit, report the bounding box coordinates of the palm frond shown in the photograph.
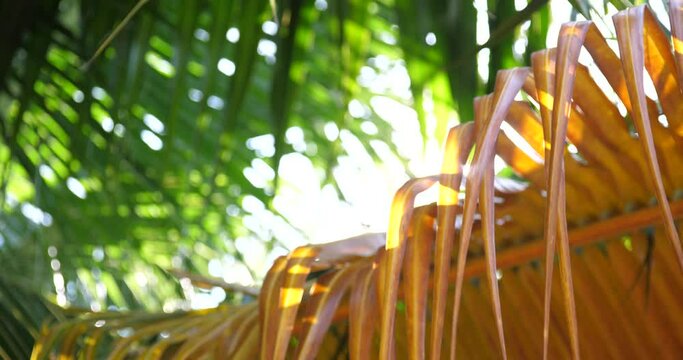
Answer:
[0,0,552,315]
[28,3,683,358]
[0,0,683,359]
[0,275,63,360]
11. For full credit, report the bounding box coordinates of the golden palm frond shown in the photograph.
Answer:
[32,3,683,359]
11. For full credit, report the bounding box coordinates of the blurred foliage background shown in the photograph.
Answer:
[0,0,654,330]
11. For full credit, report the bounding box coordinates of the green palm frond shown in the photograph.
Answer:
[0,0,552,312]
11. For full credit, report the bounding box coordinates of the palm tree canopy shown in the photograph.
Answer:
[4,0,678,359]
[0,0,556,308]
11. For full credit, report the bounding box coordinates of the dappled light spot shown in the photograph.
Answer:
[143,113,165,134]
[289,246,318,260]
[116,327,134,338]
[208,258,222,277]
[358,66,377,87]
[226,27,240,43]
[243,167,269,189]
[323,122,339,141]
[53,272,66,306]
[537,89,555,111]
[301,316,318,325]
[361,120,378,135]
[92,247,104,262]
[437,182,459,206]
[226,204,240,216]
[251,158,276,181]
[188,88,203,102]
[207,95,224,110]
[513,37,527,58]
[72,89,84,103]
[285,126,307,152]
[257,39,277,62]
[675,36,683,55]
[314,0,327,11]
[100,116,114,132]
[67,177,87,199]
[39,164,56,183]
[277,154,316,191]
[192,287,227,309]
[194,28,209,42]
[287,264,311,275]
[113,123,125,137]
[140,130,163,151]
[217,58,236,76]
[425,32,436,46]
[280,287,304,308]
[145,51,175,77]
[262,21,278,36]
[21,202,52,226]
[379,32,397,45]
[246,133,276,157]
[135,271,148,288]
[474,0,490,44]
[241,194,265,214]
[478,49,491,83]
[347,99,367,118]
[659,114,669,128]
